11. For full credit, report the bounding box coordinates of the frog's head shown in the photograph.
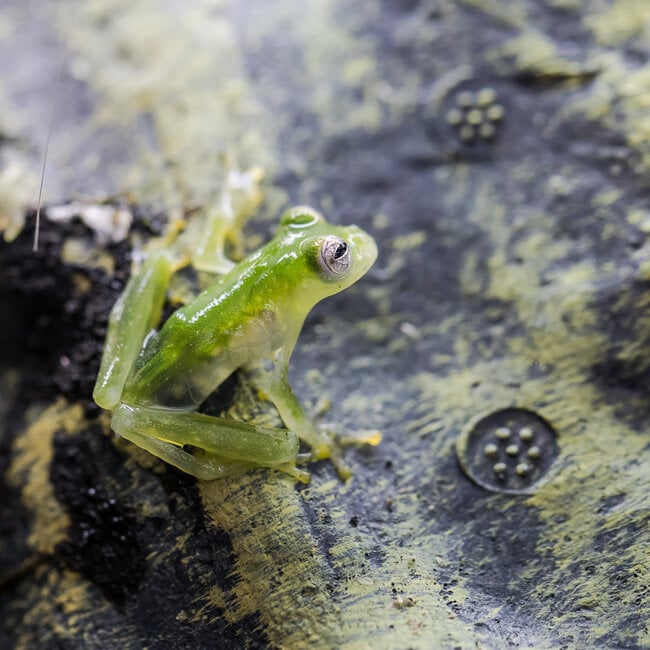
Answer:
[277,206,378,300]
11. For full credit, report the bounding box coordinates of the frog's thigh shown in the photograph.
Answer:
[116,426,254,479]
[112,404,299,468]
[94,252,173,410]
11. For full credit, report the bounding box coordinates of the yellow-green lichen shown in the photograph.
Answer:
[584,0,650,47]
[7,400,82,555]
[50,0,276,211]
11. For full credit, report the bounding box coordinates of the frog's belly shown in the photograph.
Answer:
[124,312,282,410]
[143,347,246,409]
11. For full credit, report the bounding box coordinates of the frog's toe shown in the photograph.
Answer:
[329,449,353,481]
[276,463,311,483]
[310,444,332,460]
[337,428,383,447]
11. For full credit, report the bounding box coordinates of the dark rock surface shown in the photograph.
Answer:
[1,1,648,647]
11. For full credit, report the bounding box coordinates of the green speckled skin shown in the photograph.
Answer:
[122,212,376,408]
[94,208,377,478]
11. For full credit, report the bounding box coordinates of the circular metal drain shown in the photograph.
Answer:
[442,86,504,144]
[424,66,506,158]
[456,408,559,494]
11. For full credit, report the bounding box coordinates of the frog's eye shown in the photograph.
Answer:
[319,235,351,277]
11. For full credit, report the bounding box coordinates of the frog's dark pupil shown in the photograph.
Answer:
[334,242,348,259]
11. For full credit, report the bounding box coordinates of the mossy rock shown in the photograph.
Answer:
[1,1,648,647]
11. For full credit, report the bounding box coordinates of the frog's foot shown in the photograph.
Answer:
[112,404,301,480]
[313,425,383,481]
[275,462,311,484]
[308,399,382,450]
[289,430,349,481]
[280,415,381,481]
[333,428,383,448]
[257,374,381,480]
[143,208,188,258]
[288,428,352,480]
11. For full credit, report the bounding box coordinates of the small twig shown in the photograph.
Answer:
[33,62,65,253]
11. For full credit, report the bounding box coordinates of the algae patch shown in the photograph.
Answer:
[584,0,650,47]
[6,400,84,555]
[45,0,276,211]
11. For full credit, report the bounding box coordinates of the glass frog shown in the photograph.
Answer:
[93,206,379,482]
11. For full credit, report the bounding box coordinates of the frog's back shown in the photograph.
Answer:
[122,263,283,410]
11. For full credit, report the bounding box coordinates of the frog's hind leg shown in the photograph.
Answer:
[94,252,174,410]
[192,167,264,275]
[115,426,255,480]
[112,404,308,481]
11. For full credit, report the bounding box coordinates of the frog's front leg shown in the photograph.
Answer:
[261,349,359,479]
[262,340,382,480]
[111,404,310,482]
[265,363,332,458]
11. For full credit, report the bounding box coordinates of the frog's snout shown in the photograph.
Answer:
[348,227,378,279]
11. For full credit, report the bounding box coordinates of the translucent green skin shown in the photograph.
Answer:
[93,207,378,481]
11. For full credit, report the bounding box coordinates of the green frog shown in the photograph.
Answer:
[93,206,379,482]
